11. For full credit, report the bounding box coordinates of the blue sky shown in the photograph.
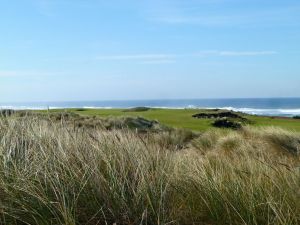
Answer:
[0,0,300,102]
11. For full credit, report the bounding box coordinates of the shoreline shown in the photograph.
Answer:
[1,106,300,118]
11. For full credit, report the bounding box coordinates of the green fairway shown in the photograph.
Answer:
[245,115,300,131]
[44,108,300,132]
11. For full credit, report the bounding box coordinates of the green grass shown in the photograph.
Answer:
[44,108,300,132]
[245,115,300,131]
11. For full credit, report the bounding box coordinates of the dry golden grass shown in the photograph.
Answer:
[0,116,299,225]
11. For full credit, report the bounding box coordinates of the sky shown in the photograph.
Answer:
[0,0,300,102]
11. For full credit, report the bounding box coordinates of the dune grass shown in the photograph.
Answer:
[0,115,299,225]
[43,108,300,132]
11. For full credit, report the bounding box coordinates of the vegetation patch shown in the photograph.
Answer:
[14,111,169,132]
[192,110,252,129]
[212,118,243,129]
[104,116,171,132]
[74,108,89,111]
[0,117,299,225]
[0,109,15,116]
[192,110,243,119]
[122,107,151,112]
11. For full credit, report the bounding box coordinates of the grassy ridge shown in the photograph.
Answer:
[45,108,300,132]
[0,116,299,225]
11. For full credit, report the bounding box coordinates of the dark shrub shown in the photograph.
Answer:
[192,111,242,119]
[0,109,15,117]
[123,107,151,112]
[212,118,242,129]
[75,108,88,111]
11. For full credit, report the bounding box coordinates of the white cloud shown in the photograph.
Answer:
[94,50,277,63]
[219,51,278,56]
[96,54,177,61]
[194,50,278,57]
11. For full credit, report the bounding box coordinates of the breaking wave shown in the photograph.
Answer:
[217,107,300,116]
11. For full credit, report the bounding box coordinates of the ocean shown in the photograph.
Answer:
[1,98,300,117]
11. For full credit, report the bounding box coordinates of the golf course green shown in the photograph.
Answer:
[44,108,300,132]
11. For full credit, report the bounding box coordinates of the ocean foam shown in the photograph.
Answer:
[217,107,300,116]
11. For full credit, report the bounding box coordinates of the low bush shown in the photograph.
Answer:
[123,107,151,112]
[212,118,243,129]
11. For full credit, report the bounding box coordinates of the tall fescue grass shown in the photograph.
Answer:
[0,116,299,225]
